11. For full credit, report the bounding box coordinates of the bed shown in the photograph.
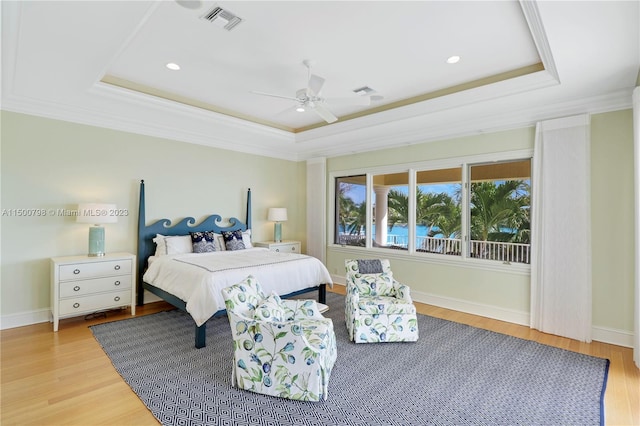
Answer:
[136,180,332,348]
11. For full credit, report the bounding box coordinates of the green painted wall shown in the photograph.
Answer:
[327,111,636,333]
[1,109,635,337]
[0,111,305,317]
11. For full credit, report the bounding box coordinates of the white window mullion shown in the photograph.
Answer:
[408,169,416,254]
[461,163,470,259]
[366,173,373,249]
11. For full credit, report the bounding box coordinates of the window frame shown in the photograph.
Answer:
[329,149,533,275]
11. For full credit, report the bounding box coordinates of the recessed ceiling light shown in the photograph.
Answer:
[446,56,461,64]
[166,62,181,71]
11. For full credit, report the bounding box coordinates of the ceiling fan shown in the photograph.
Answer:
[251,60,371,124]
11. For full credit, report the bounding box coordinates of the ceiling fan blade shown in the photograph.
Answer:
[251,90,300,102]
[307,74,325,96]
[325,96,371,106]
[312,103,338,123]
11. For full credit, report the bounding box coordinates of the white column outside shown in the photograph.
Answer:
[374,186,390,246]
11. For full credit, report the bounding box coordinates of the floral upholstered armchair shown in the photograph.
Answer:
[221,275,337,401]
[344,259,419,343]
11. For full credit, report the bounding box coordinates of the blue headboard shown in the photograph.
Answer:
[136,179,252,305]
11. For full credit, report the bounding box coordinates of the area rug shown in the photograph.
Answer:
[91,292,609,426]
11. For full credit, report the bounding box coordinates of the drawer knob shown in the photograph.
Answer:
[73,269,80,275]
[291,246,295,251]
[114,265,121,271]
[114,296,121,302]
[114,280,121,286]
[73,302,80,308]
[73,285,81,292]
[275,248,280,252]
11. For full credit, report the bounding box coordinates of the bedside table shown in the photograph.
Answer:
[50,252,136,331]
[254,240,301,254]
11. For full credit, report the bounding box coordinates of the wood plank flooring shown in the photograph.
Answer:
[2,287,638,425]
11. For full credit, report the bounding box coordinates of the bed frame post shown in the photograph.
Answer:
[195,325,206,349]
[319,284,327,304]
[137,179,146,306]
[246,188,252,230]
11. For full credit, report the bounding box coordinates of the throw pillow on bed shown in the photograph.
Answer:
[222,230,246,251]
[190,231,217,253]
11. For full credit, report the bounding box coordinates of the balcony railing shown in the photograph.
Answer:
[336,234,531,264]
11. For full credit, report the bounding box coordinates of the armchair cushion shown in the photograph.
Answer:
[357,296,417,315]
[254,293,287,322]
[353,272,396,297]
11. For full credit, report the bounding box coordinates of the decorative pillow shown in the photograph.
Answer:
[242,229,253,248]
[214,233,226,251]
[222,230,246,251]
[216,230,251,250]
[190,231,217,253]
[254,293,286,322]
[153,234,193,256]
[354,272,395,297]
[222,275,265,315]
[357,259,384,274]
[153,234,167,256]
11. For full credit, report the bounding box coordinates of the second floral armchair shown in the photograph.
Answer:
[344,259,419,343]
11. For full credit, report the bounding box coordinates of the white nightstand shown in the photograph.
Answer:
[50,252,136,331]
[254,240,301,254]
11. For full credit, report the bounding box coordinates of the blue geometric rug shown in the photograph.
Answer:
[91,292,609,426]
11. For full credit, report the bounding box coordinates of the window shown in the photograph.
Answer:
[332,153,532,266]
[372,172,409,250]
[468,160,531,264]
[415,168,462,257]
[335,175,366,246]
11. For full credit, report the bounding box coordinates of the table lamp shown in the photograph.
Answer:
[267,207,287,243]
[77,203,117,256]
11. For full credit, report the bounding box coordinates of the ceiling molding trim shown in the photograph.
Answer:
[294,68,560,145]
[89,81,295,140]
[1,92,301,162]
[295,89,633,160]
[519,0,560,82]
[0,2,21,100]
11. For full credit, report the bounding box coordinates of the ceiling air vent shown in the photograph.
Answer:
[201,6,243,31]
[353,86,376,96]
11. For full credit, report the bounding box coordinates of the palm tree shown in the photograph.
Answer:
[387,188,409,230]
[336,183,367,245]
[470,180,528,241]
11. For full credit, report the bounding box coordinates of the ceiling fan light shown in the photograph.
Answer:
[296,106,305,112]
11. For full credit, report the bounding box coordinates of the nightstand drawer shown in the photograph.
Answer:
[59,275,132,298]
[254,241,301,254]
[59,259,132,281]
[273,243,299,253]
[59,290,132,316]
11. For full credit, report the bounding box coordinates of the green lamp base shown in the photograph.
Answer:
[273,222,282,243]
[88,226,105,257]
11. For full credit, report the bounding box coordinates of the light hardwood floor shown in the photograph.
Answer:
[2,287,639,426]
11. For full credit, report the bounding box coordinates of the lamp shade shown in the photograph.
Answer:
[267,207,288,222]
[76,203,118,224]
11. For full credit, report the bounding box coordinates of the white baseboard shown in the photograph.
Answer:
[591,326,635,348]
[2,284,634,349]
[412,290,531,326]
[0,290,163,331]
[1,308,51,330]
[331,275,634,348]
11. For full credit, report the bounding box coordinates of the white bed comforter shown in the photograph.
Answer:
[142,248,333,326]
